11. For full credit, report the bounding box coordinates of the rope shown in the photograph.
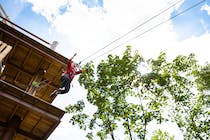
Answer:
[80,0,185,64]
[82,0,206,64]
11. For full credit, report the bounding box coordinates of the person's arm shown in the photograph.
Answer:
[69,53,77,61]
[76,69,82,74]
[75,63,83,74]
[67,53,77,66]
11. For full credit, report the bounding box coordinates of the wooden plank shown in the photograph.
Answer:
[0,100,16,122]
[0,42,7,52]
[0,121,42,140]
[0,90,60,121]
[32,118,53,138]
[0,26,67,66]
[19,112,41,132]
[16,129,43,140]
[8,105,19,121]
[0,80,65,118]
[0,44,12,61]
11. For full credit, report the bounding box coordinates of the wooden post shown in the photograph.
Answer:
[1,115,22,140]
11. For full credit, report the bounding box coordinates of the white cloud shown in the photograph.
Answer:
[25,0,69,22]
[201,4,210,15]
[21,0,210,139]
[24,0,186,62]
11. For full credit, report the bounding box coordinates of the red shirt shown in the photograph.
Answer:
[65,59,82,80]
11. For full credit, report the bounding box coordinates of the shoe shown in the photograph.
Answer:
[59,87,65,90]
[50,90,58,97]
[57,90,62,94]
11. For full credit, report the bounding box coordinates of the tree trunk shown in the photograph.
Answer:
[110,131,115,140]
[107,113,115,140]
[143,118,147,140]
[138,92,146,140]
[127,118,133,140]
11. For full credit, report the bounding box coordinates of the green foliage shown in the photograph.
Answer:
[70,113,89,130]
[65,100,85,113]
[196,64,210,91]
[86,132,93,140]
[151,129,174,140]
[65,46,209,140]
[65,100,88,130]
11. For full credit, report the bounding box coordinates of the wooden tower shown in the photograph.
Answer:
[0,15,66,139]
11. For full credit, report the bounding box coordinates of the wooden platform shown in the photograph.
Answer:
[0,20,67,139]
[0,80,65,140]
[0,21,68,103]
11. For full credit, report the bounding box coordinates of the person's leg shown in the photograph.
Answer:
[57,74,72,94]
[50,74,69,97]
[59,79,71,94]
[60,75,69,88]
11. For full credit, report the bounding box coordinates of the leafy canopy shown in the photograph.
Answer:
[66,46,210,140]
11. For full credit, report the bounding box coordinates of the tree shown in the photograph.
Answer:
[151,129,174,140]
[65,46,210,140]
[139,53,209,139]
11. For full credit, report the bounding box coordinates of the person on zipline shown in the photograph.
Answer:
[50,53,82,97]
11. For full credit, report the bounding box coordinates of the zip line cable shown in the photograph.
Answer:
[88,0,206,62]
[80,0,184,64]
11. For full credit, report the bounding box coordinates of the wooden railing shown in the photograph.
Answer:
[0,4,14,28]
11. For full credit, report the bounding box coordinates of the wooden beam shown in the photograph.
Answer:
[1,115,21,140]
[6,63,33,76]
[0,120,43,140]
[8,105,19,121]
[17,128,43,140]
[30,116,42,133]
[1,40,17,64]
[0,91,60,121]
[0,16,49,45]
[0,42,12,61]
[0,31,3,40]
[0,42,6,52]
[44,120,61,139]
[0,120,7,127]
[0,79,65,118]
[0,28,66,65]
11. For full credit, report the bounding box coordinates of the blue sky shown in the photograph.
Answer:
[1,0,210,42]
[0,0,104,42]
[81,0,103,8]
[171,0,210,40]
[0,0,51,42]
[0,0,210,140]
